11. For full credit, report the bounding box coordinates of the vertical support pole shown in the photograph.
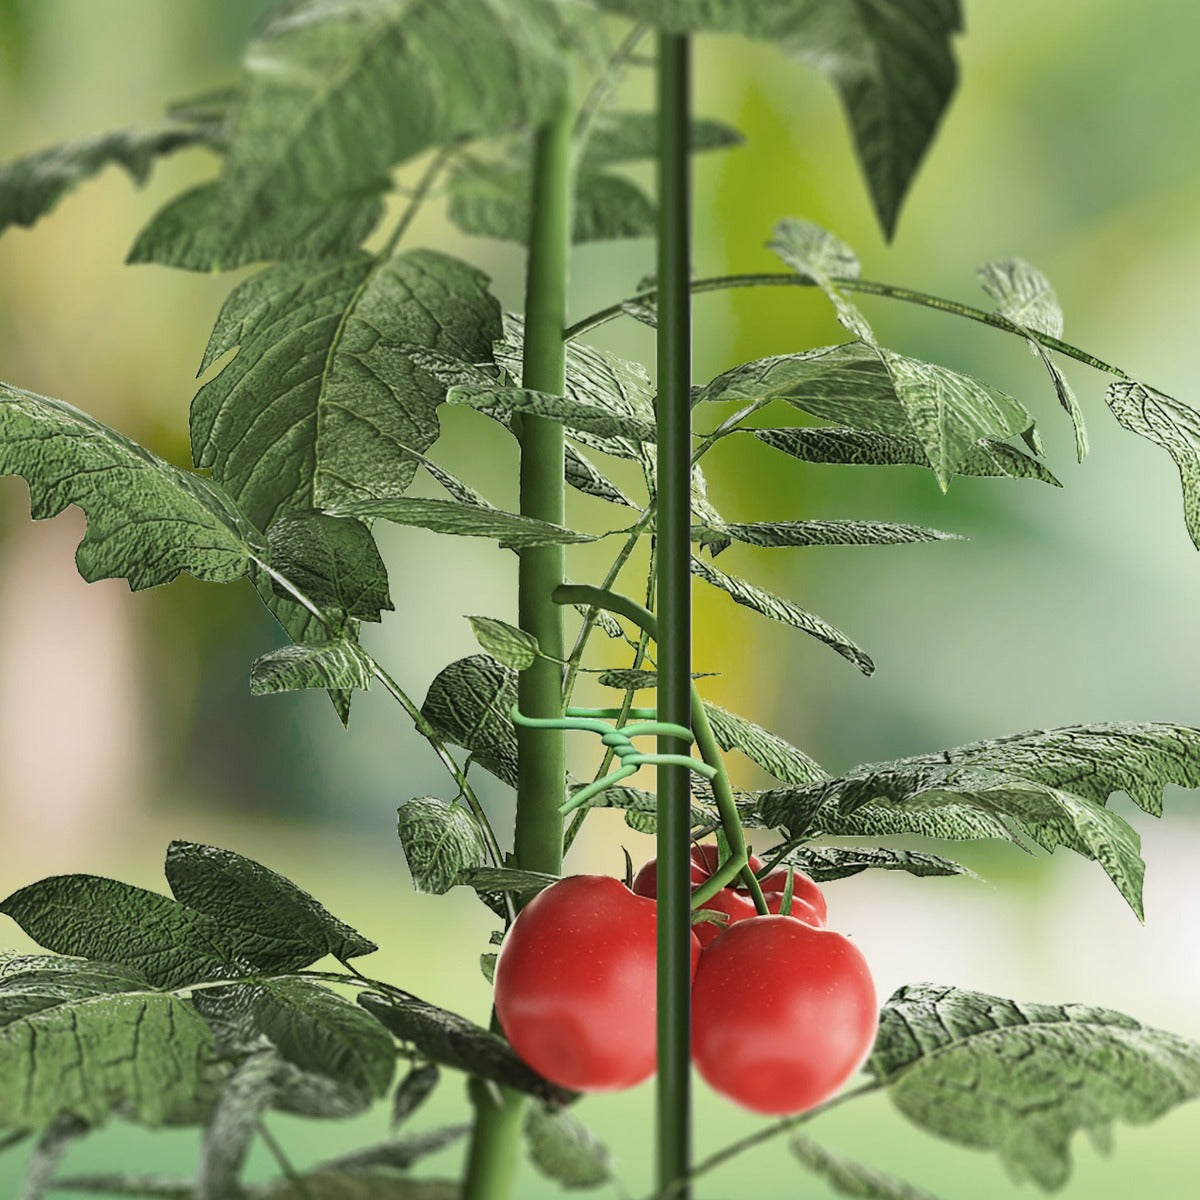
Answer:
[656,32,693,1200]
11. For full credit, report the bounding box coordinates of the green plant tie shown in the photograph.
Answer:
[510,704,718,814]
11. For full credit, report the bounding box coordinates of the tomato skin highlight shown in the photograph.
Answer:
[493,874,701,1091]
[691,915,877,1115]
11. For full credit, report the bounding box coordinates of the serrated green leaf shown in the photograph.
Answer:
[705,702,828,786]
[524,1104,611,1190]
[691,555,874,675]
[754,724,1192,917]
[268,513,392,624]
[250,979,395,1106]
[977,257,1062,338]
[0,126,210,235]
[782,845,976,883]
[128,181,383,272]
[447,161,655,244]
[450,384,658,445]
[192,250,501,525]
[467,616,540,670]
[164,840,377,970]
[420,655,518,787]
[694,519,961,551]
[330,496,595,548]
[1,877,241,990]
[0,990,213,1130]
[198,1049,278,1200]
[583,110,743,165]
[1107,381,1200,550]
[357,991,573,1105]
[397,799,486,895]
[156,0,568,271]
[751,427,1062,485]
[391,1062,440,1129]
[0,381,262,590]
[870,983,1200,1190]
[789,1133,944,1200]
[251,638,375,696]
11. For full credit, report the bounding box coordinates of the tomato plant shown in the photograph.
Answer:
[691,915,878,1116]
[1,2,1199,1198]
[494,874,701,1091]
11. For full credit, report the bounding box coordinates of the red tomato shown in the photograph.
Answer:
[691,915,877,1115]
[757,867,828,926]
[633,847,825,940]
[630,843,763,899]
[493,874,701,1091]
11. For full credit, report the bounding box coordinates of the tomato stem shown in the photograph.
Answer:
[655,30,695,1197]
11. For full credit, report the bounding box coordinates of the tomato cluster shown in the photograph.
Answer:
[492,846,877,1114]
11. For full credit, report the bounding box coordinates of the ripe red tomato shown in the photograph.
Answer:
[691,915,877,1115]
[633,845,825,944]
[493,874,701,1091]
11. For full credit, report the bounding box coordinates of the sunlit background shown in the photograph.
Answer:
[3,1,1200,1195]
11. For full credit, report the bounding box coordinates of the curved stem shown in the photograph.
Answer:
[564,273,1130,378]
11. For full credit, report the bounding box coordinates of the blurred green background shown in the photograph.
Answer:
[3,0,1200,1195]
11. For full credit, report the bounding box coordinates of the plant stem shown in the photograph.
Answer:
[564,273,1128,378]
[656,36,693,1196]
[461,81,574,1200]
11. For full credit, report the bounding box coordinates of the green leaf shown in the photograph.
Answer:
[128,182,383,272]
[691,555,874,675]
[768,220,865,337]
[447,161,656,244]
[396,799,486,895]
[268,513,392,624]
[157,0,568,270]
[593,668,716,690]
[357,991,574,1105]
[163,840,377,970]
[198,1050,278,1200]
[583,110,743,165]
[1107,381,1200,551]
[250,638,375,696]
[192,249,502,526]
[755,724,1187,917]
[782,845,977,883]
[421,655,519,787]
[250,979,395,1107]
[869,983,1200,1190]
[330,496,595,549]
[449,384,658,445]
[0,989,214,1130]
[457,867,559,896]
[0,126,210,235]
[694,520,961,551]
[705,702,828,786]
[1,876,241,989]
[0,381,262,590]
[789,1133,944,1200]
[467,616,540,670]
[977,257,1062,338]
[391,1062,440,1129]
[563,444,637,508]
[752,427,1062,485]
[523,1104,612,1190]
[0,957,155,1027]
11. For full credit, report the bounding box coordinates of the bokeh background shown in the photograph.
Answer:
[3,0,1200,1195]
